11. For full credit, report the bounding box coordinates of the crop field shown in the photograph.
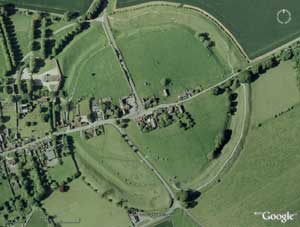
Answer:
[0,0,93,14]
[190,88,300,227]
[74,126,169,210]
[58,23,130,102]
[127,92,229,188]
[116,0,300,59]
[111,6,245,101]
[11,13,32,56]
[44,180,131,227]
[251,60,300,126]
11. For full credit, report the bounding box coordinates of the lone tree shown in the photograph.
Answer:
[160,78,171,87]
[176,189,201,208]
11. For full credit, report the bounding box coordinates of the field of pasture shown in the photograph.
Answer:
[0,0,93,14]
[73,126,170,211]
[48,155,77,184]
[58,22,130,102]
[116,0,300,59]
[10,13,32,56]
[44,180,131,227]
[154,209,199,227]
[110,5,244,101]
[127,92,229,188]
[190,66,300,227]
[251,60,300,126]
[0,45,8,77]
[26,209,48,227]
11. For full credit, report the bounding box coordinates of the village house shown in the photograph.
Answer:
[19,103,31,115]
[119,95,136,115]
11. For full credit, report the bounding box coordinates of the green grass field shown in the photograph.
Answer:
[52,23,76,41]
[0,178,13,204]
[116,24,225,101]
[111,6,245,101]
[116,0,300,59]
[155,220,173,227]
[0,0,93,14]
[127,92,229,188]
[18,106,51,138]
[251,60,300,126]
[0,44,8,76]
[154,209,199,227]
[11,13,32,56]
[44,179,131,227]
[190,84,249,189]
[74,126,169,210]
[27,209,48,227]
[58,22,130,102]
[190,74,300,227]
[48,156,77,184]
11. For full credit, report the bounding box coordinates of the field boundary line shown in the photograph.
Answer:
[184,209,203,227]
[112,1,250,62]
[196,83,250,191]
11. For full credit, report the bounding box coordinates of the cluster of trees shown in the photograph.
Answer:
[211,88,238,159]
[54,22,89,56]
[0,15,22,72]
[178,112,195,130]
[157,112,173,128]
[160,77,171,88]
[62,11,79,22]
[29,15,55,73]
[196,32,215,49]
[177,189,201,208]
[213,129,232,159]
[85,0,107,20]
[54,100,61,127]
[0,196,28,223]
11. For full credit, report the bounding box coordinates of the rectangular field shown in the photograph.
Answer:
[251,60,300,126]
[0,0,93,14]
[116,0,300,59]
[11,13,32,56]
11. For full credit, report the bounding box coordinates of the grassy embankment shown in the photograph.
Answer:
[191,60,300,227]
[127,92,229,188]
[111,6,245,102]
[115,0,300,59]
[58,22,130,102]
[74,126,170,211]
